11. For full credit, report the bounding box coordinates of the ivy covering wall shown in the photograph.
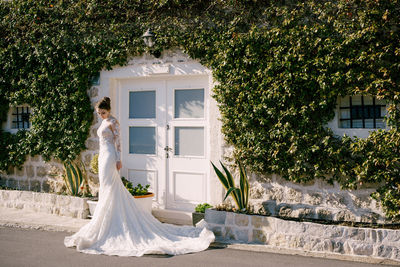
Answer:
[0,0,399,219]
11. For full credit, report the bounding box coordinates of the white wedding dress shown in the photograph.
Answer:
[64,115,215,256]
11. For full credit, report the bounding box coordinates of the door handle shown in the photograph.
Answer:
[164,146,172,158]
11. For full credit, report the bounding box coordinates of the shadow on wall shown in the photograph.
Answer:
[262,200,382,224]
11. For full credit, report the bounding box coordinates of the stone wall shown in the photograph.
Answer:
[0,85,101,197]
[205,209,400,262]
[248,173,392,224]
[0,189,89,219]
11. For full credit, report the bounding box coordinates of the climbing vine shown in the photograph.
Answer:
[1,0,399,219]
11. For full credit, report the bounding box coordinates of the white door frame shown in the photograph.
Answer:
[114,75,211,213]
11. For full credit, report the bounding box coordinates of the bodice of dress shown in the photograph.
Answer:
[97,116,121,161]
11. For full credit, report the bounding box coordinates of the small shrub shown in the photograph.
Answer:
[121,177,151,196]
[195,203,213,213]
[90,154,99,174]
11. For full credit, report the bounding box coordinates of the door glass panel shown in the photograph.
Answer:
[129,91,156,118]
[174,127,204,156]
[129,127,156,154]
[174,89,204,118]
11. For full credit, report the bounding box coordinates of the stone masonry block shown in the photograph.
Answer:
[42,180,51,192]
[30,155,41,161]
[7,178,18,189]
[30,180,41,192]
[352,243,373,256]
[26,165,35,178]
[251,215,264,229]
[321,225,344,239]
[211,226,223,237]
[297,208,314,219]
[36,166,47,177]
[235,229,249,242]
[235,213,249,227]
[304,192,323,205]
[224,226,236,240]
[18,180,30,190]
[278,205,293,218]
[86,139,99,150]
[286,188,303,203]
[278,220,306,234]
[225,211,235,225]
[335,210,356,222]
[376,245,393,258]
[360,212,380,224]
[0,177,7,187]
[252,229,267,244]
[205,209,226,225]
[316,208,333,221]
[15,166,24,176]
[346,228,366,241]
[325,193,348,209]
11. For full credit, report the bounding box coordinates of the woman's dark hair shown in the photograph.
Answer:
[96,97,111,111]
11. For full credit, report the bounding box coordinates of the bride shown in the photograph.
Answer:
[64,97,215,256]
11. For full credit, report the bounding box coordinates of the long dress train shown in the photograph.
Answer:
[64,115,215,256]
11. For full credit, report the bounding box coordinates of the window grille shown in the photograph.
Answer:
[11,106,31,129]
[339,96,386,129]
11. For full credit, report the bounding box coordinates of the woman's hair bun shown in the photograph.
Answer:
[96,96,111,110]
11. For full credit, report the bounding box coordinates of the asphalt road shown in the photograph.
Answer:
[0,226,394,267]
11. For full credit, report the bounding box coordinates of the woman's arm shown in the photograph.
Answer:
[109,118,122,168]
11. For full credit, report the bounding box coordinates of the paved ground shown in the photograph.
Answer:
[0,206,399,266]
[0,226,392,267]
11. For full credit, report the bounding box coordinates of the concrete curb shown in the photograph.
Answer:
[210,241,400,266]
[0,206,89,233]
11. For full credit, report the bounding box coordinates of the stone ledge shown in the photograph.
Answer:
[0,189,89,219]
[205,209,400,262]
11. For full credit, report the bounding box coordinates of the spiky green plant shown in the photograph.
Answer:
[62,160,85,196]
[211,161,250,213]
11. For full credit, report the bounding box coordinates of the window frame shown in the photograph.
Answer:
[3,104,32,133]
[326,95,388,139]
[339,95,386,129]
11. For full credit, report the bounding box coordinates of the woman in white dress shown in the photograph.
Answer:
[64,97,215,256]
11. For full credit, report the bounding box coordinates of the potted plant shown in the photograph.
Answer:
[192,203,213,226]
[87,176,154,217]
[121,177,154,214]
[87,154,155,217]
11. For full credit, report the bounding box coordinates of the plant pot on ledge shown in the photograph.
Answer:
[133,192,155,213]
[87,178,154,218]
[87,193,155,218]
[192,203,213,226]
[192,212,205,226]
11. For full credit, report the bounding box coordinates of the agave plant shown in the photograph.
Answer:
[63,160,86,196]
[211,160,250,213]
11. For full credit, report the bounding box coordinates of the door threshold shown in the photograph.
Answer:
[152,208,192,226]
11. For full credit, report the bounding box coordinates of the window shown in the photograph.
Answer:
[11,106,31,129]
[339,95,386,129]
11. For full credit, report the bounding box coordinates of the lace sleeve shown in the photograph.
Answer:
[109,118,121,162]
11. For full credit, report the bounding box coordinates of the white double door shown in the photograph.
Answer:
[119,76,209,212]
